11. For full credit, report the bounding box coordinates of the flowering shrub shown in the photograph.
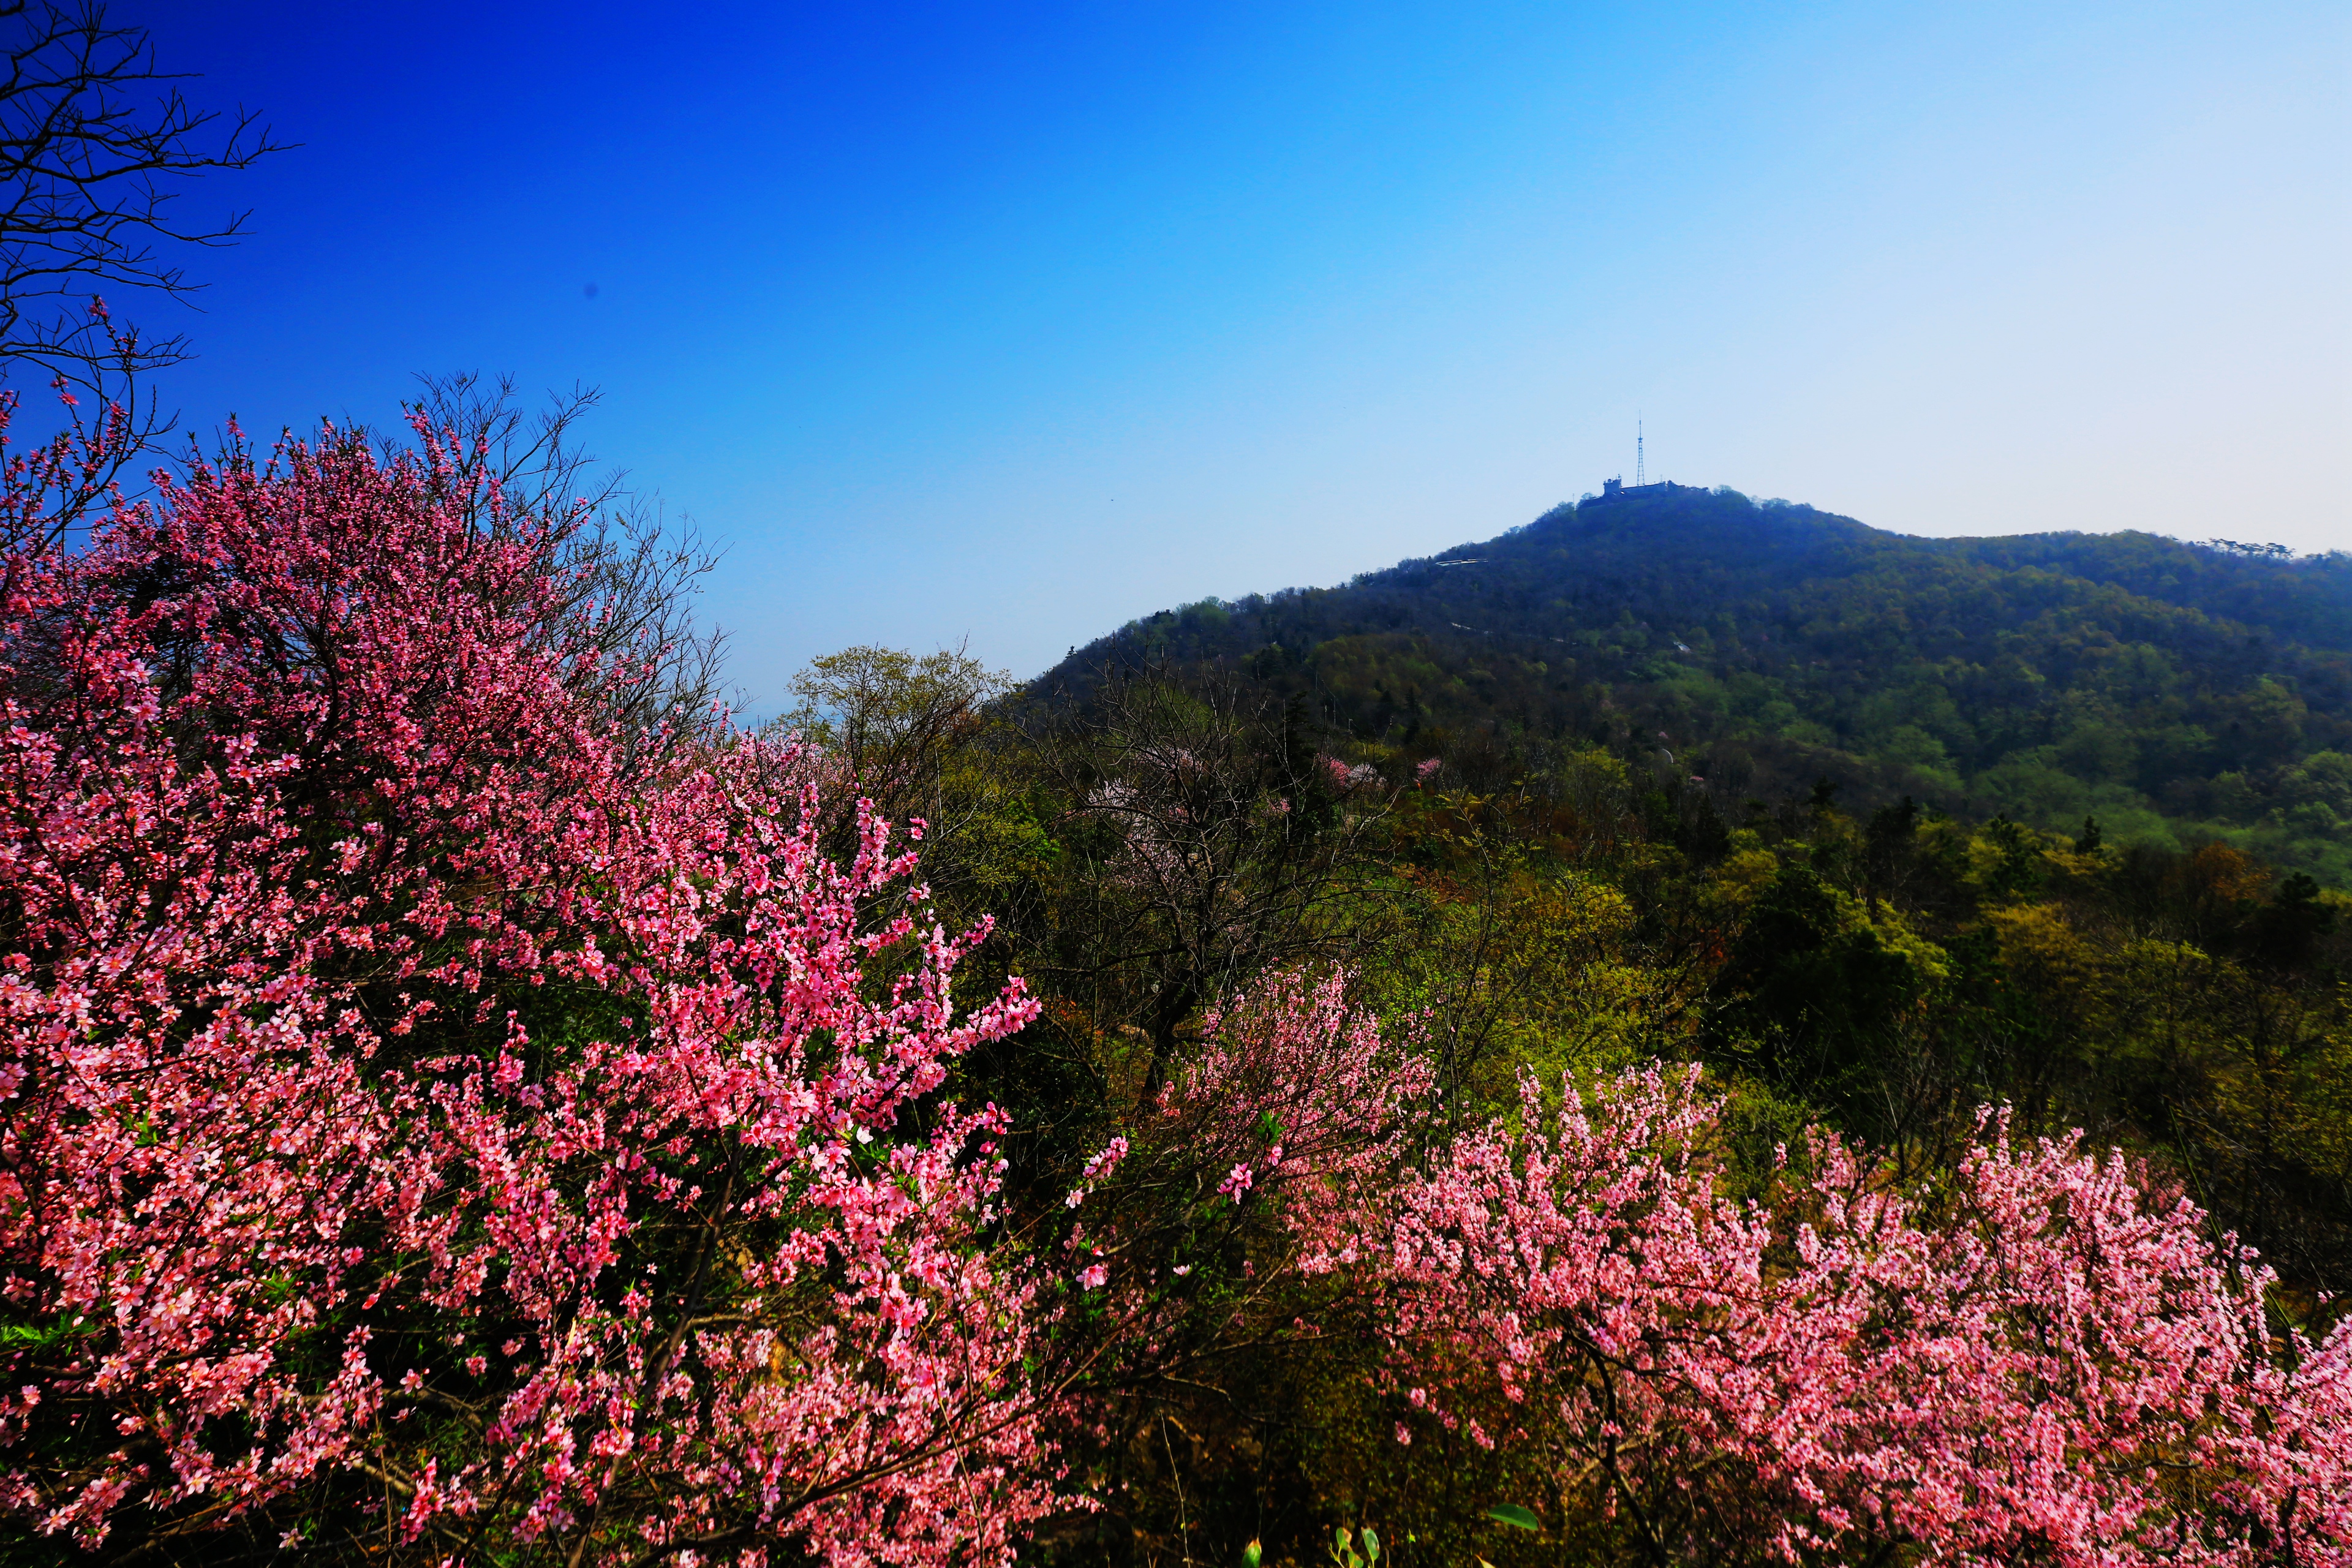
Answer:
[982,959,2348,1568]
[1359,1066,2351,1565]
[1158,971,1431,1229]
[1048,970,1428,1322]
[0,404,1057,1563]
[1033,969,1435,1520]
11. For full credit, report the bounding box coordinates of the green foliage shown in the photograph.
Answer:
[1328,1525,1379,1568]
[1042,486,2352,883]
[787,641,2352,1568]
[1710,861,1943,1091]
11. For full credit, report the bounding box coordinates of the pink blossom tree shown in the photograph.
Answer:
[1020,960,2348,1568]
[0,401,1064,1564]
[1356,1065,2350,1566]
[1046,970,1434,1398]
[1025,968,1437,1566]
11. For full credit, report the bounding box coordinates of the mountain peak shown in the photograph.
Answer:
[1039,489,2352,881]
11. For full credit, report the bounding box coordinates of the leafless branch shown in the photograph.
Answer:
[0,0,288,501]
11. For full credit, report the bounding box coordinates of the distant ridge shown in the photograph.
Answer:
[1038,485,2352,881]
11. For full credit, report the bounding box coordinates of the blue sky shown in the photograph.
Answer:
[108,1,2352,709]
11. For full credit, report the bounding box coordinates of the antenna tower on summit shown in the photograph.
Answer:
[1636,418,1645,487]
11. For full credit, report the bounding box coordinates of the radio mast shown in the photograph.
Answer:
[1636,418,1645,487]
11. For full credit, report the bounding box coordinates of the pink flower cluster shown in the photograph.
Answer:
[1158,971,1432,1243]
[0,406,1057,1562]
[1348,1062,2351,1564]
[1116,971,2351,1566]
[1076,965,2346,1562]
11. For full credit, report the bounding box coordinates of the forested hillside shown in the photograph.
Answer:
[804,632,2352,1568]
[1044,485,2352,881]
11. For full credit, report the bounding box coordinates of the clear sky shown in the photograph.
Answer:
[108,1,2352,709]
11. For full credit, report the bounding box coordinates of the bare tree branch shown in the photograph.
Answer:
[0,0,287,512]
[393,371,736,767]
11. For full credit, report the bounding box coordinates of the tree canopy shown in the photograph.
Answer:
[1044,486,2352,883]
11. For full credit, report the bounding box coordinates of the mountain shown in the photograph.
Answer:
[1039,483,2352,881]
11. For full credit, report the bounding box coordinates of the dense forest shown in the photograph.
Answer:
[1044,484,2352,884]
[807,489,2352,1564]
[794,631,2352,1568]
